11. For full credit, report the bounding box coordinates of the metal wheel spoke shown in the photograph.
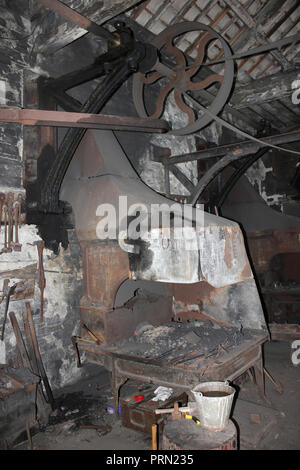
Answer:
[174,89,196,125]
[140,71,163,85]
[188,73,223,91]
[186,32,214,79]
[166,37,186,68]
[150,81,175,119]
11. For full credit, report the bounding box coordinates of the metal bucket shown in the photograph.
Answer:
[191,381,235,431]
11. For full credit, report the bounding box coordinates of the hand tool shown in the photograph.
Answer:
[152,424,157,450]
[36,241,46,322]
[82,323,104,343]
[184,413,201,425]
[9,311,31,368]
[13,200,22,251]
[155,405,191,415]
[71,336,83,367]
[7,193,14,250]
[25,302,55,410]
[0,193,5,234]
[0,278,9,303]
[1,204,12,253]
[1,282,17,341]
[17,193,23,227]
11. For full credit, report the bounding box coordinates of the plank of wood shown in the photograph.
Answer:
[25,302,55,410]
[9,311,31,368]
[269,323,300,341]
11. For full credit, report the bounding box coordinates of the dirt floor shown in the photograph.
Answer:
[11,340,300,451]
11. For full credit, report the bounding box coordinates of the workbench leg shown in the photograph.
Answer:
[253,356,265,399]
[111,359,127,416]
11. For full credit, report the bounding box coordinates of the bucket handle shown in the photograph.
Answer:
[192,389,203,397]
[224,379,234,386]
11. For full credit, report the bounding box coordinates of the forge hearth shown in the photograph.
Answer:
[60,129,268,344]
[110,320,254,364]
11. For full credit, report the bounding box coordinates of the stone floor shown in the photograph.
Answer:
[12,340,300,451]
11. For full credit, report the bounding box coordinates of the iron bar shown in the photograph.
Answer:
[155,128,300,166]
[206,33,300,66]
[37,0,116,43]
[168,164,195,194]
[188,148,271,206]
[44,62,106,92]
[0,107,169,133]
[215,148,269,208]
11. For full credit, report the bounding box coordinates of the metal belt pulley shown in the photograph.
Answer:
[132,22,235,136]
[132,22,300,157]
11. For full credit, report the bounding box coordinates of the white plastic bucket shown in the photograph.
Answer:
[191,381,235,431]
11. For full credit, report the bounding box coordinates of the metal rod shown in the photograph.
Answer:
[188,149,268,206]
[206,33,300,65]
[183,91,300,156]
[168,164,195,194]
[215,148,268,208]
[37,0,116,43]
[157,128,300,165]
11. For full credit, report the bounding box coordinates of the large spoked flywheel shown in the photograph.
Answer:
[132,22,234,136]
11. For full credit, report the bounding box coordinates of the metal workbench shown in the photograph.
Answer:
[72,330,268,413]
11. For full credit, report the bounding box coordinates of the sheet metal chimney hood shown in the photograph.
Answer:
[60,129,253,288]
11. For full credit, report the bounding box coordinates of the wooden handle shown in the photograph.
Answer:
[155,406,191,415]
[152,424,157,450]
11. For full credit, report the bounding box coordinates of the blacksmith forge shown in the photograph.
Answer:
[2,0,300,451]
[60,129,269,407]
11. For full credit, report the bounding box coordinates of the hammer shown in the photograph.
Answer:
[0,193,5,234]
